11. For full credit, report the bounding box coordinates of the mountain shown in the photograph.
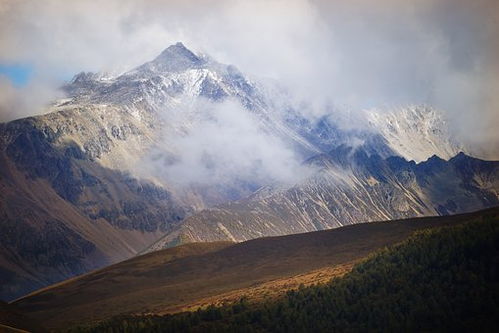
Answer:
[0,109,190,301]
[366,105,465,162]
[148,148,499,249]
[0,42,497,301]
[12,208,498,330]
[0,42,299,301]
[0,43,255,301]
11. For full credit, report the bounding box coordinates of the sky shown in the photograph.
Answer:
[0,0,498,157]
[0,64,32,87]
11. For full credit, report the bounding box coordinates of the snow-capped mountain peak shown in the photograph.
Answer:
[141,42,207,73]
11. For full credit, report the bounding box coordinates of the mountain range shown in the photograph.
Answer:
[1,42,498,301]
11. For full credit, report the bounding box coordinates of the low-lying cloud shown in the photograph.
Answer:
[144,98,311,188]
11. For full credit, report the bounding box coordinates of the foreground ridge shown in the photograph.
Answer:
[84,208,499,332]
[12,207,498,330]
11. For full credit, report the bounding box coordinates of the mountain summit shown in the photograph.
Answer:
[156,42,202,63]
[139,42,207,73]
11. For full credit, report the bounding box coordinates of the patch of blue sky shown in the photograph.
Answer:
[0,64,33,87]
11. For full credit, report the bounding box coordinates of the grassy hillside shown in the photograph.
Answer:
[0,301,44,332]
[83,208,499,332]
[14,208,498,330]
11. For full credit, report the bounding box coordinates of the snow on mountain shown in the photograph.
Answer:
[65,42,265,111]
[366,105,466,162]
[62,43,468,167]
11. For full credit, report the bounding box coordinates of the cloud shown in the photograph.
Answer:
[0,75,62,122]
[142,98,312,188]
[0,0,497,157]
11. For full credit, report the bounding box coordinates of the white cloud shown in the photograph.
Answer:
[144,98,312,187]
[0,75,62,122]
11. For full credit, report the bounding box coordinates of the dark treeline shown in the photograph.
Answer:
[73,214,499,332]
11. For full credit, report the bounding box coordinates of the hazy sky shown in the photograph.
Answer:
[0,0,498,156]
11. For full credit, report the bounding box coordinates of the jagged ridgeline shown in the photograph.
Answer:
[1,42,498,301]
[81,212,499,333]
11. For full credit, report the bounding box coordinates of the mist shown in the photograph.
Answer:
[141,98,312,189]
[0,0,498,157]
[0,75,62,122]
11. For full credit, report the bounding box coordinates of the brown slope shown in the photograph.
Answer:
[0,301,44,332]
[15,241,233,303]
[0,150,171,301]
[14,207,499,330]
[172,263,356,314]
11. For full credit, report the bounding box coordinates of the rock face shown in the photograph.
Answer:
[148,149,499,250]
[0,115,187,301]
[0,42,496,301]
[366,106,465,162]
